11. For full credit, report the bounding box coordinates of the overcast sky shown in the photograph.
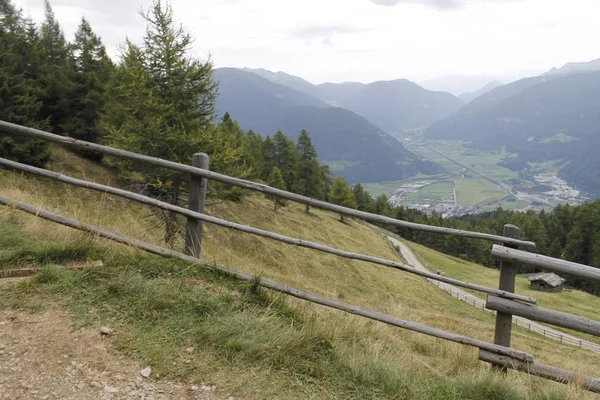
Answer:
[12,0,600,85]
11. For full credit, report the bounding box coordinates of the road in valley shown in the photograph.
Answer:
[421,145,552,207]
[386,235,600,354]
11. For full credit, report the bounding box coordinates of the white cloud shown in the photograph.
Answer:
[12,0,600,84]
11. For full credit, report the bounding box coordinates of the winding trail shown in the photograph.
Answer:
[386,236,600,354]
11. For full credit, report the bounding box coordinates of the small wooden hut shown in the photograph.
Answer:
[527,272,565,293]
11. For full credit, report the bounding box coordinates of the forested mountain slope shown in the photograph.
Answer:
[424,71,600,195]
[214,68,442,183]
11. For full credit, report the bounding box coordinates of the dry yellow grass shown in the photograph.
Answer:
[0,147,598,399]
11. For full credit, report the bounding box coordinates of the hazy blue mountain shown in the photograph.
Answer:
[213,68,442,183]
[317,79,463,133]
[419,74,500,96]
[242,68,463,133]
[458,80,503,103]
[241,68,326,100]
[544,57,600,76]
[424,71,600,195]
[448,74,565,117]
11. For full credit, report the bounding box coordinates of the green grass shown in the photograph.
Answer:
[456,178,507,205]
[497,199,531,210]
[407,181,454,202]
[406,240,600,344]
[540,130,577,144]
[0,147,598,399]
[1,223,580,400]
[361,180,408,197]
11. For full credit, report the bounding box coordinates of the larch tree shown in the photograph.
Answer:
[272,131,298,189]
[294,129,322,213]
[352,183,374,212]
[102,0,247,246]
[329,177,356,221]
[266,166,287,212]
[261,136,277,179]
[245,129,264,178]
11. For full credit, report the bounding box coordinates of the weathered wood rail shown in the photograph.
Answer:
[0,156,535,303]
[0,120,535,248]
[486,295,600,337]
[0,195,534,362]
[1,119,599,393]
[492,244,600,281]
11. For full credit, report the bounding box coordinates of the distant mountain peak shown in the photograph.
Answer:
[241,67,463,133]
[544,57,600,76]
[458,80,503,103]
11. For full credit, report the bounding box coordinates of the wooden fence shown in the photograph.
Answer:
[0,120,599,393]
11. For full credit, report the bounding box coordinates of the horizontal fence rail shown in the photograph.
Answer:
[0,120,536,248]
[430,275,600,353]
[492,245,600,281]
[0,195,535,362]
[0,157,537,304]
[479,350,600,393]
[487,295,600,337]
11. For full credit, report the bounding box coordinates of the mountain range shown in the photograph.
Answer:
[215,56,600,195]
[544,57,600,76]
[458,80,503,103]
[424,69,600,195]
[213,68,448,182]
[242,68,463,133]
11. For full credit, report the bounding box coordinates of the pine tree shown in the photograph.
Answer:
[0,0,51,166]
[261,136,276,180]
[39,0,72,133]
[102,0,247,246]
[548,237,563,259]
[294,130,322,213]
[374,193,392,216]
[266,166,287,212]
[320,164,333,201]
[245,129,264,177]
[329,177,356,221]
[63,17,113,157]
[272,131,298,189]
[352,183,374,212]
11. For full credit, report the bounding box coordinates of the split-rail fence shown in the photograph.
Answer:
[0,120,599,393]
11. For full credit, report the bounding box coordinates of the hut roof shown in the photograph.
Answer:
[527,272,566,288]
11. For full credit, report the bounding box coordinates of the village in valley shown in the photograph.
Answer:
[366,138,587,218]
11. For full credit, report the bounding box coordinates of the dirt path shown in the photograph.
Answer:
[0,301,228,400]
[386,236,600,354]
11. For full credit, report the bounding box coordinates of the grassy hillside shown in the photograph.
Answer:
[406,240,600,344]
[0,147,598,399]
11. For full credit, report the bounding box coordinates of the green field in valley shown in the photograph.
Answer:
[362,139,534,211]
[456,178,506,206]
[406,181,454,202]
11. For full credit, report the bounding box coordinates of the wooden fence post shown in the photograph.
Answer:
[492,224,521,372]
[184,153,209,257]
